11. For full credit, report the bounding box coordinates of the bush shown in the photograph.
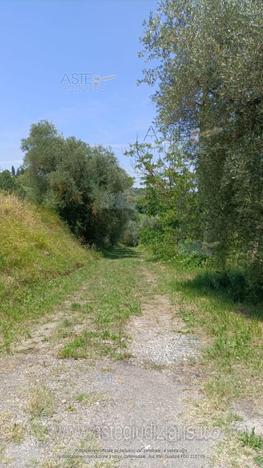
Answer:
[0,170,17,192]
[189,268,263,304]
[121,220,139,247]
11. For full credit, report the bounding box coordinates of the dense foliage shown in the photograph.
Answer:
[126,140,201,262]
[0,170,18,193]
[130,0,263,300]
[1,121,133,246]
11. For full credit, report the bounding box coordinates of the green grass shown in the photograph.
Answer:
[75,392,105,405]
[239,428,263,451]
[30,419,49,442]
[153,259,263,410]
[146,256,263,464]
[59,251,142,360]
[255,455,263,467]
[0,192,97,349]
[71,302,82,311]
[0,192,143,359]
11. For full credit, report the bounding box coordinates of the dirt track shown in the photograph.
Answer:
[0,265,250,467]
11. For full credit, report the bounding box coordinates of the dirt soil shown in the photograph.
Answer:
[0,268,231,467]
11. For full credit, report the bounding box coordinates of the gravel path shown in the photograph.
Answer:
[127,294,200,367]
[0,267,222,467]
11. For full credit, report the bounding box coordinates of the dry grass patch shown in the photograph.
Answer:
[0,411,25,444]
[30,419,49,442]
[28,386,55,418]
[212,433,262,468]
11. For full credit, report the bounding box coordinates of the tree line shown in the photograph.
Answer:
[1,0,262,300]
[127,0,263,301]
[0,121,135,247]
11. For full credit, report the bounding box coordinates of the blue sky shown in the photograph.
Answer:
[0,0,158,181]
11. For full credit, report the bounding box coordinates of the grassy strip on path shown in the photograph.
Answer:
[59,247,144,360]
[1,244,144,357]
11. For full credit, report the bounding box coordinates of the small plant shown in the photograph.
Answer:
[239,427,263,451]
[71,303,82,311]
[9,422,25,444]
[62,319,72,327]
[75,392,104,406]
[28,386,54,418]
[66,405,76,412]
[30,419,49,442]
[84,303,93,314]
[58,333,92,359]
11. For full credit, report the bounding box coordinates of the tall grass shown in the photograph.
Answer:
[0,193,94,348]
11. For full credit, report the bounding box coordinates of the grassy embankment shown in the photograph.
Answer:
[0,193,96,349]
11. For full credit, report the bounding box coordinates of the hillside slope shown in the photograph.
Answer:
[0,193,94,348]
